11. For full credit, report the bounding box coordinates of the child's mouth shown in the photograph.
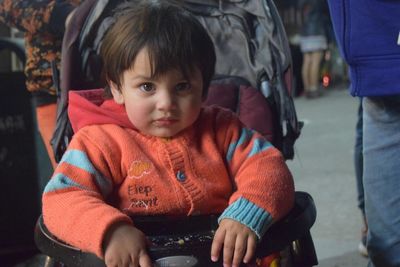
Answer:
[154,118,178,126]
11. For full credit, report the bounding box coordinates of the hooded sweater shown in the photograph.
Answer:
[42,89,294,258]
[327,0,400,96]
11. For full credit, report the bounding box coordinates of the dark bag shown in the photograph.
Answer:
[51,0,302,162]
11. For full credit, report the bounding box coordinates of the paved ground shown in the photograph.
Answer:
[3,85,370,267]
[287,86,369,266]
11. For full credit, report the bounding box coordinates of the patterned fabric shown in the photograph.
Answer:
[0,0,81,98]
[42,89,295,258]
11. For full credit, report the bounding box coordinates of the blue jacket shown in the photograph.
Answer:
[327,0,400,96]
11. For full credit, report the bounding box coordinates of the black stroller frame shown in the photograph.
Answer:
[35,0,317,266]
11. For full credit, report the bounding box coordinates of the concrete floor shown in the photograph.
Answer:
[287,86,369,266]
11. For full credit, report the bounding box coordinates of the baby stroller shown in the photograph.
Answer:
[34,0,317,266]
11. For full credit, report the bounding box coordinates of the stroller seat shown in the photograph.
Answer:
[35,191,317,267]
[34,0,316,266]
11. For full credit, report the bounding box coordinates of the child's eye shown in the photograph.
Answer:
[139,83,155,93]
[175,82,191,92]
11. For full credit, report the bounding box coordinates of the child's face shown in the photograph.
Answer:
[110,47,204,138]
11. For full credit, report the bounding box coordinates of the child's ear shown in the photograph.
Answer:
[110,81,124,104]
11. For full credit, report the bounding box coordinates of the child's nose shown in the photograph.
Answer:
[156,90,176,111]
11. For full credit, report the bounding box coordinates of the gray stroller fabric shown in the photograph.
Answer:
[185,0,291,89]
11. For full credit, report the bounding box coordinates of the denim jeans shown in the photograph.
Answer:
[363,96,400,267]
[354,99,364,214]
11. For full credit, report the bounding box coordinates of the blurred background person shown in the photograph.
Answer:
[328,1,400,266]
[0,0,81,169]
[298,0,331,99]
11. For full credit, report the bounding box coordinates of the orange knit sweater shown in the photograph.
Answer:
[42,89,294,258]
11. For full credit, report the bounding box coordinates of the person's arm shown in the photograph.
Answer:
[42,127,133,259]
[0,0,76,35]
[211,111,295,266]
[219,113,295,235]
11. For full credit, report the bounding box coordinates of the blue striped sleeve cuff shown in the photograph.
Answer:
[218,197,273,239]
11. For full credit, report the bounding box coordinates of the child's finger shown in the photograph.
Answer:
[138,252,153,267]
[223,232,237,266]
[232,236,247,267]
[211,228,226,262]
[243,236,257,264]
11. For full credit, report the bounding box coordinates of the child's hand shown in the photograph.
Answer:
[211,218,257,267]
[103,223,153,267]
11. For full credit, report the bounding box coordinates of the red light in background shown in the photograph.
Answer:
[322,75,330,88]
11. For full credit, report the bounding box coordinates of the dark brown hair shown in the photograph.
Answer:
[100,0,216,97]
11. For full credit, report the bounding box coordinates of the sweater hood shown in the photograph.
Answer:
[68,89,136,133]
